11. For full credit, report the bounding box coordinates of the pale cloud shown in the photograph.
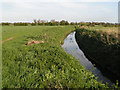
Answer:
[1,0,118,23]
[58,2,89,8]
[0,2,2,22]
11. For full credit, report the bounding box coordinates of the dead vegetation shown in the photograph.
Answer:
[1,36,15,43]
[25,40,45,45]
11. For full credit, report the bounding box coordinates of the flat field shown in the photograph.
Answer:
[2,26,107,88]
[85,25,118,38]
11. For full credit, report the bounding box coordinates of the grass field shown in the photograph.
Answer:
[2,26,108,88]
[85,25,118,38]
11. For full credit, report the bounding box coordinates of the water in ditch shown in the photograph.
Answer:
[62,31,113,86]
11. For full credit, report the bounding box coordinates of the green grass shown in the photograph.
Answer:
[0,25,2,90]
[2,26,107,88]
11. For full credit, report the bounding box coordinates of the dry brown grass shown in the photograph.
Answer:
[25,40,45,45]
[1,36,15,43]
[85,26,118,38]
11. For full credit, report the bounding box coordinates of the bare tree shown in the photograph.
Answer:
[37,19,41,24]
[33,19,37,24]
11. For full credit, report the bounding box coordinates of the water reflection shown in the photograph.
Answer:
[62,32,113,86]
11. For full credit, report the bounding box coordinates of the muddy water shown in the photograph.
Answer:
[62,32,113,86]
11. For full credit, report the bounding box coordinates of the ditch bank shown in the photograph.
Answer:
[75,29,120,85]
[62,31,113,86]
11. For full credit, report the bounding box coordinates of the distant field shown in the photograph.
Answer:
[84,26,118,38]
[2,26,107,88]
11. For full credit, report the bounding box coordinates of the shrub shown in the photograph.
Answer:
[14,23,28,26]
[2,23,10,26]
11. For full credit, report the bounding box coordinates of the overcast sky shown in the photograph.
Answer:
[0,0,119,23]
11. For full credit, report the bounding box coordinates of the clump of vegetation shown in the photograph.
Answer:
[1,20,120,27]
[14,23,28,26]
[75,27,120,85]
[31,23,37,26]
[2,23,10,26]
[2,26,109,88]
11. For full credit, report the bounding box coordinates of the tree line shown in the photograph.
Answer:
[1,19,120,27]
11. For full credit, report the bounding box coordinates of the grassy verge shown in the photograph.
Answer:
[0,24,2,90]
[75,27,120,85]
[2,26,108,88]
